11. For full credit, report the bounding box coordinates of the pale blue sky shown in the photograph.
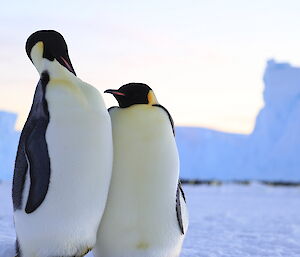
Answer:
[1,0,300,132]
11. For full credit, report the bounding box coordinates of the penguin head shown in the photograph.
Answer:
[105,83,159,108]
[26,30,76,75]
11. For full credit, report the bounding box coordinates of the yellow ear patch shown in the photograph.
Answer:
[147,90,158,105]
[31,41,44,59]
[30,41,45,73]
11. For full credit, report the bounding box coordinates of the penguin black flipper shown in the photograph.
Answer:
[13,141,29,211]
[176,181,186,235]
[12,72,51,213]
[15,239,21,257]
[178,180,186,203]
[25,118,51,213]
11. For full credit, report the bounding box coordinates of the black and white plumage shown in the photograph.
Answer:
[13,71,50,214]
[12,30,113,257]
[94,83,188,257]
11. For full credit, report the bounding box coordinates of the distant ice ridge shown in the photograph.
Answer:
[177,60,300,181]
[0,111,20,180]
[1,60,300,181]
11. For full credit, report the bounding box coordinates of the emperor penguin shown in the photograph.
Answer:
[94,83,188,257]
[12,30,113,257]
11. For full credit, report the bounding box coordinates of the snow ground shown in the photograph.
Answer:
[1,181,300,257]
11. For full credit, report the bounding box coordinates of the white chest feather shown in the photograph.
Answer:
[15,75,113,257]
[95,105,187,257]
[45,77,112,216]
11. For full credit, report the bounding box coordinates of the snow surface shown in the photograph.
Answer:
[1,181,300,257]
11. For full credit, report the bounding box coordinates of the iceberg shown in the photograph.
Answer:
[1,60,300,181]
[0,111,20,180]
[177,60,300,181]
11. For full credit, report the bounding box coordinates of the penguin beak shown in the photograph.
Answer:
[104,89,126,96]
[57,56,76,75]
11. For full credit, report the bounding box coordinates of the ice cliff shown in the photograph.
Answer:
[0,111,19,180]
[1,60,300,181]
[177,60,300,181]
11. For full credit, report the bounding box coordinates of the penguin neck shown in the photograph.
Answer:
[36,59,76,82]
